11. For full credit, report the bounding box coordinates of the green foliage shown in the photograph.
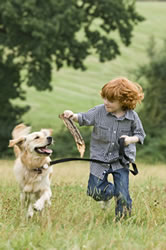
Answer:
[0,0,144,155]
[0,52,29,155]
[136,39,166,162]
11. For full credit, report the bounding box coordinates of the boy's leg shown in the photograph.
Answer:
[87,173,114,202]
[112,167,132,219]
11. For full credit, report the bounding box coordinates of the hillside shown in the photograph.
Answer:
[14,2,166,132]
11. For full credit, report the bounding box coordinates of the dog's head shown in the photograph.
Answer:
[9,124,53,157]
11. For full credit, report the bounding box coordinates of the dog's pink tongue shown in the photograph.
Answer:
[41,148,53,154]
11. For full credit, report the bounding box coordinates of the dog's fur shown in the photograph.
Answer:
[9,123,53,218]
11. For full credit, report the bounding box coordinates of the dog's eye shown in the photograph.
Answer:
[35,136,40,140]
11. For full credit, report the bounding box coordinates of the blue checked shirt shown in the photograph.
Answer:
[77,104,146,180]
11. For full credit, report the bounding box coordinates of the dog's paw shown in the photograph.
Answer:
[33,201,44,211]
[27,205,34,218]
[47,200,51,206]
[27,210,34,219]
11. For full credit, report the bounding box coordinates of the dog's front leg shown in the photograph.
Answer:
[20,191,26,209]
[27,203,34,218]
[33,189,52,211]
[27,193,36,218]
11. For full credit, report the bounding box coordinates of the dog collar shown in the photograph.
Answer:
[33,164,49,174]
[33,167,44,174]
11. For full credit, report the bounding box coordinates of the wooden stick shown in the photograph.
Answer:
[59,114,85,158]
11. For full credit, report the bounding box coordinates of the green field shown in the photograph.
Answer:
[13,2,166,132]
[0,160,166,249]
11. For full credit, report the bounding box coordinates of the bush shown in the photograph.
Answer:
[136,38,166,163]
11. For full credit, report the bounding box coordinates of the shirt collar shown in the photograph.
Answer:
[106,109,135,121]
[124,110,135,120]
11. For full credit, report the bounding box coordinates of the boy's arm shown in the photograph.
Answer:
[64,106,97,126]
[120,135,139,146]
[121,111,146,146]
[131,111,146,144]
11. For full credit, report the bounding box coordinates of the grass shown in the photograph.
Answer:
[0,160,166,249]
[12,2,166,132]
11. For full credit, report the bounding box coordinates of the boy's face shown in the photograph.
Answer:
[103,98,122,113]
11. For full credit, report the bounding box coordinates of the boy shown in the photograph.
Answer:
[63,77,145,219]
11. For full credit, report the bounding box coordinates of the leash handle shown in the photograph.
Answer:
[118,137,138,175]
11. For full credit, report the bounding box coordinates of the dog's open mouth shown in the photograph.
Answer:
[35,145,53,155]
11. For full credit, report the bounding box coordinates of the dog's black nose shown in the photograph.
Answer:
[47,136,52,143]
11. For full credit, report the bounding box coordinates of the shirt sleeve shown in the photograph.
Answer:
[132,111,146,144]
[77,106,97,126]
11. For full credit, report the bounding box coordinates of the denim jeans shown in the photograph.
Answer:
[87,167,132,218]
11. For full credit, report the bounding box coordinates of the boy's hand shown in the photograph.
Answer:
[63,110,78,122]
[63,110,74,119]
[120,135,139,146]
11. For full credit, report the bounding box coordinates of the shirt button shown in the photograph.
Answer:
[112,142,114,145]
[114,131,116,133]
[103,170,107,175]
[109,152,112,155]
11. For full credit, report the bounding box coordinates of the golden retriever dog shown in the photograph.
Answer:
[9,123,53,218]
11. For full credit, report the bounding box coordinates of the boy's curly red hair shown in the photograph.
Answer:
[100,77,144,110]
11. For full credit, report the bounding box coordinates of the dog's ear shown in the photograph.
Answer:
[8,137,26,148]
[40,129,53,136]
[12,123,31,139]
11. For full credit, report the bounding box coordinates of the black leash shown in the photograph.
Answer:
[49,138,138,176]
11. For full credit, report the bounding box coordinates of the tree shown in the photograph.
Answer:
[0,0,144,155]
[136,39,166,162]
